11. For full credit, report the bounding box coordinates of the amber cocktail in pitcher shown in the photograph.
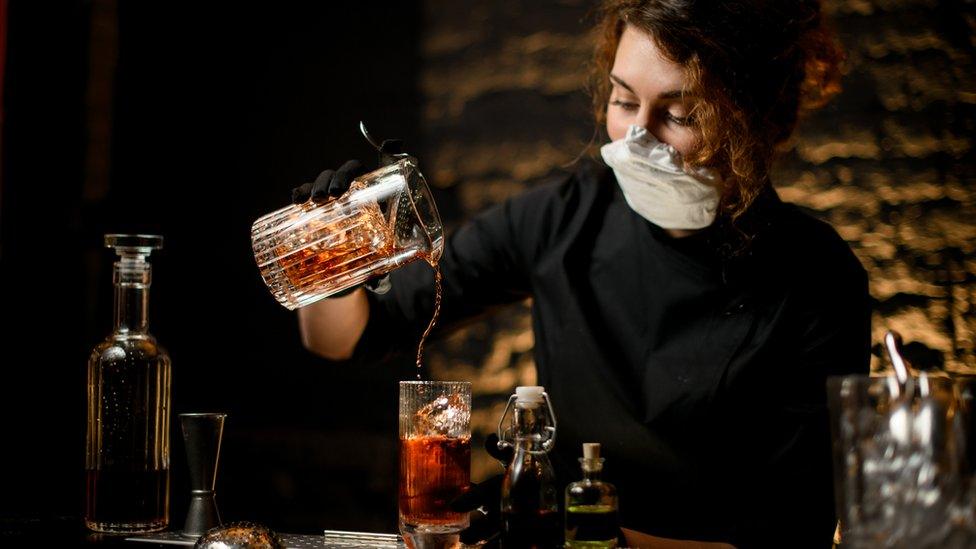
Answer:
[251,158,443,310]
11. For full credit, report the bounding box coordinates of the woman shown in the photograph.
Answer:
[293,1,871,547]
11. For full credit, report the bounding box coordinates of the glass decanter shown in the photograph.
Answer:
[85,234,171,533]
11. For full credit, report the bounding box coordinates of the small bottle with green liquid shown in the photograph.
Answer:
[565,443,619,548]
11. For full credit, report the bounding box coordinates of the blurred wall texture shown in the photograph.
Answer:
[0,0,973,537]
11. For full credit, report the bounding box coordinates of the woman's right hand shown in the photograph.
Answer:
[291,138,404,204]
[291,159,366,205]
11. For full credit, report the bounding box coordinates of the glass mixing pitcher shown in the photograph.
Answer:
[252,157,443,310]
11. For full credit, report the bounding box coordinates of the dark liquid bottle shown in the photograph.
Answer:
[85,235,171,533]
[499,386,561,549]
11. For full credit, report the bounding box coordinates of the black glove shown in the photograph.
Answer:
[289,139,405,297]
[291,139,404,205]
[291,159,363,205]
[450,433,514,547]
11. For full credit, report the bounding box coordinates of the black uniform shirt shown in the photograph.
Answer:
[356,160,871,548]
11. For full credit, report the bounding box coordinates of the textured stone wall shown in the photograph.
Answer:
[786,0,976,374]
[417,0,976,481]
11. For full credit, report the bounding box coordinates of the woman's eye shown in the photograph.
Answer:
[610,99,639,111]
[666,112,693,126]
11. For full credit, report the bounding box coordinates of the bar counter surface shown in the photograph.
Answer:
[1,516,742,548]
[0,516,402,548]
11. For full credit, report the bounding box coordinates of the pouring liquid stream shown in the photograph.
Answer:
[414,263,442,380]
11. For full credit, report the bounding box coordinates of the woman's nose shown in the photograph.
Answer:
[634,106,653,130]
[634,108,665,141]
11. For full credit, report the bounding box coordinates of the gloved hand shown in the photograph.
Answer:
[450,433,514,547]
[290,138,404,204]
[289,139,405,297]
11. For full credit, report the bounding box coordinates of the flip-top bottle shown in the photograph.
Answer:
[497,386,561,549]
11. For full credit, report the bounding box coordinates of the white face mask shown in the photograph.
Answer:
[600,125,721,230]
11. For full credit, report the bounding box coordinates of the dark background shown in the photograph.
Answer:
[1,1,428,536]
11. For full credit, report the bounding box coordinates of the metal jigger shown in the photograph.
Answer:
[180,413,227,538]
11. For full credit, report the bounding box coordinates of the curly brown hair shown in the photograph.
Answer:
[589,0,844,235]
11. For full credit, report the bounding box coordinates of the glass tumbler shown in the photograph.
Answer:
[398,381,471,547]
[828,374,969,548]
[252,158,443,310]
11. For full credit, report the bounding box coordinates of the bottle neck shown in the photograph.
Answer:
[580,458,604,481]
[113,259,151,334]
[513,403,549,452]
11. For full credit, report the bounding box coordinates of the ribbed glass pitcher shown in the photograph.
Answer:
[252,157,443,310]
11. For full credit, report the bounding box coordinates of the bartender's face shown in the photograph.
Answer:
[606,25,698,158]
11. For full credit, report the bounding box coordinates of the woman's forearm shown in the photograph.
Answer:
[621,528,736,549]
[297,288,370,361]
